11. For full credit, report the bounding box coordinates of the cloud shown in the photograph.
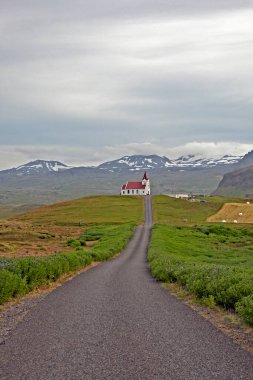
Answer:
[0,1,252,157]
[0,141,251,170]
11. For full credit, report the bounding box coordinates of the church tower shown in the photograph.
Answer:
[142,171,150,195]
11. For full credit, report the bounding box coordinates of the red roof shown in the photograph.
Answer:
[122,182,146,190]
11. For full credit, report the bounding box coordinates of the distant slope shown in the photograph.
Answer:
[1,160,73,176]
[237,150,253,168]
[213,165,253,197]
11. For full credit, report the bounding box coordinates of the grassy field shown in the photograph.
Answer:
[12,195,144,226]
[208,203,253,223]
[153,195,253,226]
[0,196,143,258]
[150,195,253,325]
[0,195,144,304]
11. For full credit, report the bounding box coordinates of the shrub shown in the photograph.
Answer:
[236,295,253,325]
[0,270,21,303]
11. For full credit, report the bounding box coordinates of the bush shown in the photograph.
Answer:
[67,238,86,248]
[0,270,21,303]
[0,251,93,304]
[236,295,253,325]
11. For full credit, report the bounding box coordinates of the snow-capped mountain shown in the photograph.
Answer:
[97,155,173,171]
[171,154,243,169]
[3,160,73,176]
[97,154,243,172]
[0,152,250,177]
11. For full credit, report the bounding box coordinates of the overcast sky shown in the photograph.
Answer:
[0,0,253,169]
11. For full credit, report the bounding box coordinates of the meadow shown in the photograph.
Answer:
[0,196,143,304]
[149,196,253,325]
[152,195,252,226]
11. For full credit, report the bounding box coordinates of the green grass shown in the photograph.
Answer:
[152,195,250,226]
[153,195,222,225]
[12,195,144,226]
[150,195,253,325]
[0,223,135,304]
[0,195,143,304]
[148,224,253,325]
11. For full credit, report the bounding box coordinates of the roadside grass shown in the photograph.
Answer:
[150,196,253,325]
[148,224,253,325]
[0,223,135,304]
[0,195,143,304]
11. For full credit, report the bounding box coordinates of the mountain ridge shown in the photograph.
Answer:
[1,151,252,176]
[213,164,253,197]
[0,160,73,176]
[0,152,250,177]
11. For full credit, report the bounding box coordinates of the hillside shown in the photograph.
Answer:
[0,196,143,258]
[213,165,253,197]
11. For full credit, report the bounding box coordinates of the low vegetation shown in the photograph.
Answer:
[149,196,253,325]
[0,196,143,304]
[0,223,135,304]
[0,196,143,258]
[13,195,143,226]
[152,195,253,226]
[153,195,225,225]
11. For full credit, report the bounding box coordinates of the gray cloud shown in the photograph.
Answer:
[0,1,252,165]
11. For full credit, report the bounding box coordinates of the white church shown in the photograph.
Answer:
[121,172,151,196]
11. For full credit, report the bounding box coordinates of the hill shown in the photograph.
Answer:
[213,165,253,197]
[0,195,143,258]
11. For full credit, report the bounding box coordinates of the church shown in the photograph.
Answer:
[121,172,150,196]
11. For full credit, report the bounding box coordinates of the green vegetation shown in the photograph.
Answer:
[0,195,143,303]
[153,195,250,225]
[13,195,144,226]
[0,223,135,304]
[148,223,253,325]
[150,195,253,325]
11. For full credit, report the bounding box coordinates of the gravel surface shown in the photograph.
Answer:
[1,196,253,379]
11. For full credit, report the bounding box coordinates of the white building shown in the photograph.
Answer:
[121,172,151,196]
[167,193,190,200]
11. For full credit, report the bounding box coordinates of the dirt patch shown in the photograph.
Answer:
[208,203,253,223]
[162,282,253,355]
[0,221,84,258]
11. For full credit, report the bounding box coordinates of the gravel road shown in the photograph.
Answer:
[1,196,253,379]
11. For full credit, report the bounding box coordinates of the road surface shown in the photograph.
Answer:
[1,196,253,379]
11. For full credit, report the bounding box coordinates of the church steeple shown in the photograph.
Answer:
[142,171,148,181]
